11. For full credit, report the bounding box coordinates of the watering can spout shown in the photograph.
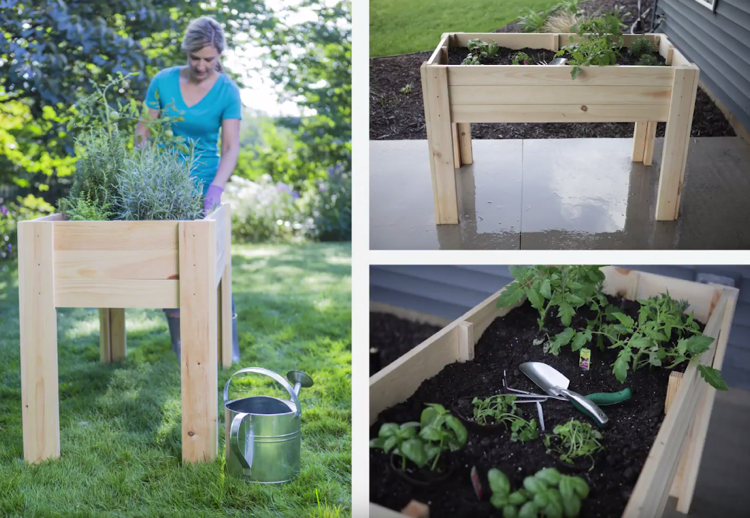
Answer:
[287,370,314,397]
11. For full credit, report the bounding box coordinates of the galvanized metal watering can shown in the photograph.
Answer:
[224,367,313,483]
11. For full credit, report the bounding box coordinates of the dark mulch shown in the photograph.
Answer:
[370,313,441,376]
[370,0,735,141]
[370,296,695,518]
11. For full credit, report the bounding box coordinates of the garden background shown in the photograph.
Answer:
[0,1,351,516]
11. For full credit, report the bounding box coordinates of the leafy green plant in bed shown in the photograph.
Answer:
[462,38,499,65]
[369,422,420,470]
[629,36,655,58]
[592,293,727,389]
[636,54,663,66]
[496,265,605,353]
[370,404,467,472]
[543,419,603,468]
[513,52,533,65]
[471,395,540,442]
[557,11,626,79]
[488,467,590,518]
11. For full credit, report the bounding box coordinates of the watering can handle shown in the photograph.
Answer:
[230,412,252,473]
[223,367,301,417]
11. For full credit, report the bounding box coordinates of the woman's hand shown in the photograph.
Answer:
[204,184,224,214]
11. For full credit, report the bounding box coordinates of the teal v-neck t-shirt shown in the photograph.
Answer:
[145,66,242,194]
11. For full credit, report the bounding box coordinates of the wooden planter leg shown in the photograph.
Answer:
[99,309,126,362]
[421,63,459,225]
[18,220,60,463]
[633,122,657,165]
[179,220,218,463]
[221,205,233,370]
[655,67,699,221]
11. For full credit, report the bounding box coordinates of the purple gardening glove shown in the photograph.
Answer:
[204,184,224,215]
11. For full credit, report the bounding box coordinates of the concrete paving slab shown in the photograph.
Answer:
[370,140,522,250]
[370,137,750,250]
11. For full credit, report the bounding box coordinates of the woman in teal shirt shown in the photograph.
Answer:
[135,16,241,360]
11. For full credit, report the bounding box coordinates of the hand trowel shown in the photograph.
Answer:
[520,362,611,426]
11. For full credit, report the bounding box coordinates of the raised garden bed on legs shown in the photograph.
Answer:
[421,33,698,224]
[370,267,737,517]
[18,203,234,465]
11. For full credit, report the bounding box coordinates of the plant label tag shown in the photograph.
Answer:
[470,465,483,500]
[579,348,591,371]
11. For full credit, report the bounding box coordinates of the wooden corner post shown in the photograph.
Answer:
[99,308,126,362]
[179,220,219,463]
[220,204,233,369]
[655,66,699,221]
[421,62,459,224]
[18,220,60,464]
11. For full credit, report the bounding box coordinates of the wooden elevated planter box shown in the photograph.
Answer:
[370,267,737,517]
[18,203,234,465]
[421,33,698,225]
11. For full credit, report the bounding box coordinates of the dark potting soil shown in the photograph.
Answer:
[446,45,664,66]
[369,51,735,141]
[370,313,441,376]
[370,296,695,518]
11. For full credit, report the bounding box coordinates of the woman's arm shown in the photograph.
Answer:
[133,108,160,148]
[212,118,241,188]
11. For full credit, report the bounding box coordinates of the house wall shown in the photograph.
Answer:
[371,265,750,390]
[654,0,750,131]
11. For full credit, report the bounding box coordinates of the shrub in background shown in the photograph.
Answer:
[301,163,351,241]
[0,195,55,262]
[224,175,314,243]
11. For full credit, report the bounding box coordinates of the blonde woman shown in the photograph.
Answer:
[135,16,241,360]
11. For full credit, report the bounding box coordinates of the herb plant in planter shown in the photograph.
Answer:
[421,22,699,225]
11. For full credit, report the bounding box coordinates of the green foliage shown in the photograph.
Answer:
[61,195,113,222]
[519,8,552,33]
[629,37,656,58]
[488,467,589,517]
[557,0,582,15]
[369,422,421,470]
[513,52,533,65]
[462,39,500,65]
[0,194,55,262]
[57,126,127,221]
[592,293,725,388]
[303,165,351,241]
[400,83,413,94]
[114,142,203,221]
[369,404,467,472]
[543,420,603,467]
[636,54,663,66]
[558,11,626,79]
[471,395,539,442]
[497,265,605,352]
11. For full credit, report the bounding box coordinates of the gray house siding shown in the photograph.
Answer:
[371,265,750,390]
[655,0,750,130]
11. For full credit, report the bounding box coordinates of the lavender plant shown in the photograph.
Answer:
[114,141,203,221]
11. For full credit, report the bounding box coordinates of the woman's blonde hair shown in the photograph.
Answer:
[181,16,226,72]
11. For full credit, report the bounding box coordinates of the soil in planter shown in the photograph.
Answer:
[370,313,441,376]
[370,295,696,518]
[370,52,734,140]
[446,45,665,66]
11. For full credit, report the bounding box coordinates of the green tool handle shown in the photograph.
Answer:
[569,388,631,426]
[586,388,631,406]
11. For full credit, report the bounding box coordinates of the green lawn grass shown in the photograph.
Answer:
[0,242,351,517]
[370,0,560,57]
